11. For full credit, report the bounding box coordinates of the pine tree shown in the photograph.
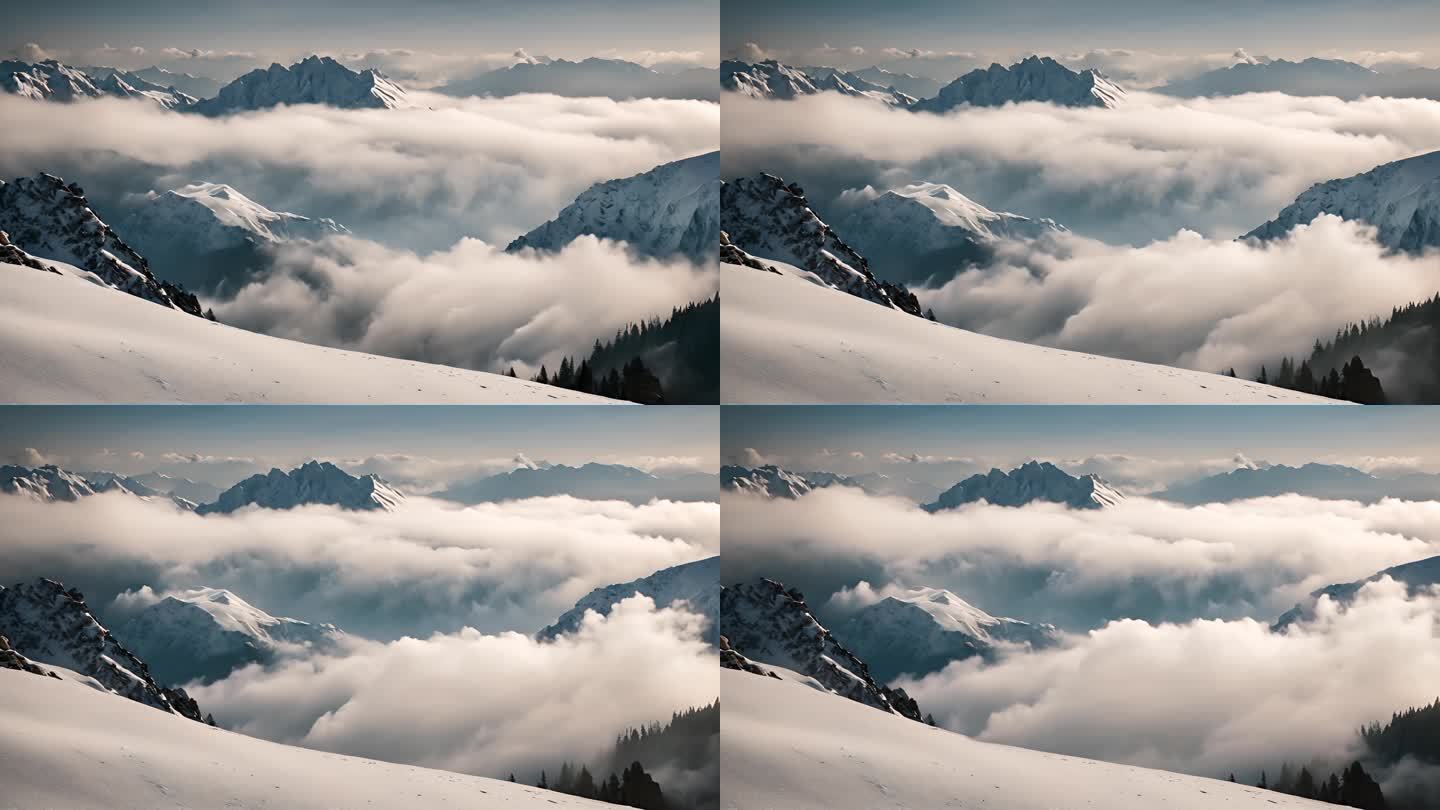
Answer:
[506,367,517,378]
[576,359,594,394]
[536,365,550,385]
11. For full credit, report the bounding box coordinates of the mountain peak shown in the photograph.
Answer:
[195,461,404,514]
[188,56,407,116]
[914,55,1125,112]
[926,461,1123,511]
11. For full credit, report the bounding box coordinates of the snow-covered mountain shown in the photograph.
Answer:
[0,464,97,501]
[1275,554,1440,630]
[187,55,407,115]
[507,151,718,263]
[721,60,914,106]
[719,256,1337,404]
[117,587,343,685]
[439,461,716,505]
[0,256,611,403]
[1159,57,1381,99]
[81,65,198,109]
[1245,150,1440,253]
[721,578,925,721]
[722,667,1331,810]
[0,578,211,722]
[0,666,613,810]
[538,556,719,643]
[913,56,1126,111]
[0,173,208,317]
[833,586,1059,681]
[836,182,1067,284]
[119,181,348,295]
[721,60,821,99]
[849,66,941,100]
[1154,462,1440,505]
[129,65,222,99]
[721,174,923,315]
[128,471,224,504]
[925,461,1125,511]
[440,57,718,102]
[80,470,199,509]
[0,60,196,107]
[720,464,823,498]
[195,461,405,514]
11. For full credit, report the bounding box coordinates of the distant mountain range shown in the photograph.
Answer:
[925,461,1125,511]
[722,60,916,107]
[1,464,198,509]
[1160,462,1440,504]
[439,461,716,505]
[1160,56,1440,101]
[720,464,942,504]
[1275,554,1440,630]
[440,56,717,102]
[538,556,718,643]
[1,59,196,108]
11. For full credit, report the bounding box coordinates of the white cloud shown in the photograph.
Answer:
[191,595,717,779]
[902,578,1440,784]
[211,234,715,376]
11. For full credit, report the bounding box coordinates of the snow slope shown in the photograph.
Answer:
[837,181,1066,285]
[538,556,719,643]
[925,460,1125,511]
[0,259,611,403]
[0,464,98,501]
[186,55,407,115]
[913,55,1126,111]
[1245,150,1440,253]
[720,259,1336,404]
[834,586,1059,681]
[721,668,1330,810]
[507,152,718,263]
[195,460,404,514]
[0,667,613,810]
[118,587,342,685]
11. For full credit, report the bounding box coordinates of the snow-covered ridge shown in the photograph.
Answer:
[720,464,824,498]
[721,578,925,722]
[195,460,405,514]
[0,464,196,509]
[507,151,719,263]
[1,59,199,108]
[187,55,407,115]
[0,258,611,403]
[82,65,198,109]
[723,668,1331,810]
[0,173,208,317]
[834,586,1060,681]
[721,60,915,107]
[538,556,719,643]
[0,578,212,723]
[721,173,923,315]
[925,461,1124,511]
[1245,150,1440,253]
[913,55,1126,111]
[836,181,1067,284]
[118,587,343,685]
[1275,554,1440,630]
[721,258,1335,404]
[0,667,614,809]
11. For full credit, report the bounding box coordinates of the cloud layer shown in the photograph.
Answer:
[2,492,718,637]
[192,595,717,780]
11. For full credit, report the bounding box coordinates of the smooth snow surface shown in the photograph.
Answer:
[0,261,612,403]
[720,260,1337,404]
[0,668,613,809]
[721,668,1331,810]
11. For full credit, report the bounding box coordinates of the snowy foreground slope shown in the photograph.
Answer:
[720,261,1335,404]
[0,261,610,403]
[721,669,1329,810]
[0,668,612,810]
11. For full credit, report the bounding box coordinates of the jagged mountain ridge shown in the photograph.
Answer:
[925,461,1124,511]
[721,578,925,722]
[507,152,719,263]
[439,57,718,102]
[721,173,923,316]
[721,59,915,106]
[0,578,211,723]
[834,586,1060,681]
[913,55,1125,111]
[0,464,195,509]
[1245,150,1440,253]
[537,556,719,643]
[1275,555,1440,630]
[118,587,343,685]
[1,59,198,108]
[0,173,208,317]
[187,55,407,115]
[195,460,405,514]
[836,181,1067,285]
[720,464,826,498]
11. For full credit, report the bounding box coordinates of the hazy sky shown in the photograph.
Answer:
[724,406,1440,478]
[1,405,718,485]
[6,0,718,75]
[724,0,1440,68]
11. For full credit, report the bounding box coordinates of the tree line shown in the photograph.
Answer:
[1229,353,1385,404]
[523,761,667,809]
[1245,761,1385,808]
